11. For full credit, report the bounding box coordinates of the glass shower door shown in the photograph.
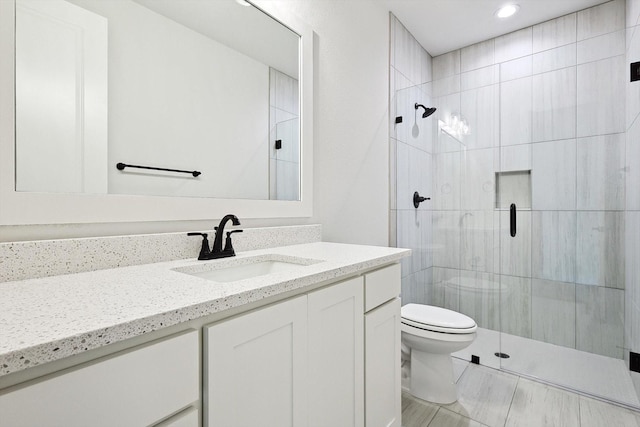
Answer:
[496,54,635,407]
[430,79,501,370]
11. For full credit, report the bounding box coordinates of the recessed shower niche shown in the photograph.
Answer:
[495,170,531,209]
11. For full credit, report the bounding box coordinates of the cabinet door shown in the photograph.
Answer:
[308,277,364,427]
[0,330,199,427]
[365,298,401,427]
[205,295,307,427]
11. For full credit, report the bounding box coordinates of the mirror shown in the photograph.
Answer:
[14,0,300,201]
[0,0,313,225]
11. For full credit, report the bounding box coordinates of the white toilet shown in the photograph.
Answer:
[401,303,477,404]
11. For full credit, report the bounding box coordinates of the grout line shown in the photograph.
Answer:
[503,375,521,427]
[425,406,442,427]
[578,392,583,426]
[628,108,640,133]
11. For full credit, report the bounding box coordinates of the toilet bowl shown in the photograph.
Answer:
[401,303,477,404]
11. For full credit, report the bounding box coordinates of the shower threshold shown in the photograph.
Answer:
[453,327,640,409]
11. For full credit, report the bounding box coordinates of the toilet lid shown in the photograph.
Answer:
[401,304,477,333]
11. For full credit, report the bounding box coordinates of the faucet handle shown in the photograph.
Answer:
[187,232,211,260]
[223,229,243,254]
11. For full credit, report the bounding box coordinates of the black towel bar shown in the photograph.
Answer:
[116,162,201,177]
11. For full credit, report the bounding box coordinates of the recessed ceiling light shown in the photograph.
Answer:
[495,4,520,18]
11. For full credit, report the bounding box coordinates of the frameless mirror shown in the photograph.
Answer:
[14,0,300,201]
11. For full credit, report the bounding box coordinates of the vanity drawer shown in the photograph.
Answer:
[364,263,401,312]
[0,330,199,427]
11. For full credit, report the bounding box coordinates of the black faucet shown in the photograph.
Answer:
[187,214,242,260]
[211,214,241,254]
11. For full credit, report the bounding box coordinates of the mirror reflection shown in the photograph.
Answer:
[14,0,300,201]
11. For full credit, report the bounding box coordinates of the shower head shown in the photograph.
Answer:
[423,107,437,118]
[415,103,437,118]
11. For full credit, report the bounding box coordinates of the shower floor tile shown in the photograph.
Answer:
[402,364,640,427]
[453,327,640,407]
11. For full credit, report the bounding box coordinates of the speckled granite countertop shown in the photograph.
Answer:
[0,242,409,378]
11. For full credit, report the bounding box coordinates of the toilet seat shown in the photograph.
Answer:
[401,304,477,334]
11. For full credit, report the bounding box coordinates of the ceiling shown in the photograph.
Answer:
[376,0,610,56]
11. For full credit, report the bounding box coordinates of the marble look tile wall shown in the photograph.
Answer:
[499,56,531,83]
[577,55,626,137]
[533,44,577,74]
[499,210,532,278]
[532,278,576,347]
[531,139,577,210]
[460,210,494,273]
[461,39,495,72]
[577,29,626,63]
[576,284,625,358]
[392,1,631,362]
[458,270,500,330]
[532,13,577,52]
[578,0,625,40]
[432,211,461,270]
[390,14,435,306]
[0,224,323,283]
[500,275,532,338]
[429,267,460,311]
[460,85,499,150]
[397,210,432,276]
[424,0,628,359]
[500,76,533,146]
[625,0,640,401]
[577,133,626,210]
[532,211,577,283]
[575,211,625,288]
[495,28,533,63]
[531,67,577,142]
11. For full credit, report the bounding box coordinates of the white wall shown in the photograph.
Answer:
[1,0,391,246]
[256,0,391,246]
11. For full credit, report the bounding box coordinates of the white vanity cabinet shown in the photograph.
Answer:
[204,276,365,427]
[204,264,401,427]
[0,330,200,427]
[308,276,364,427]
[365,298,401,427]
[204,295,308,427]
[364,264,402,427]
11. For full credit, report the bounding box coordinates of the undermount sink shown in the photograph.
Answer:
[173,255,321,283]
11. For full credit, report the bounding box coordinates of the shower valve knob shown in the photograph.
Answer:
[413,191,430,208]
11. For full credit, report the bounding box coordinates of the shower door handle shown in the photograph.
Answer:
[510,203,516,237]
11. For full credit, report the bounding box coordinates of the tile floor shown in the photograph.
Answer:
[402,362,640,427]
[453,327,640,407]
